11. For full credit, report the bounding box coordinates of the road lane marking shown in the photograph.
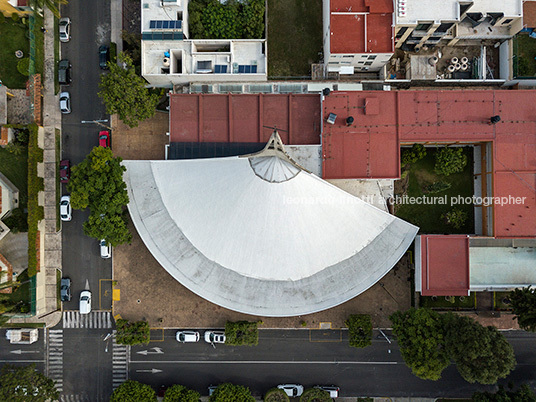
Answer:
[0,360,46,363]
[129,360,399,365]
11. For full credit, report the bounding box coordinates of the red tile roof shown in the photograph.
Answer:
[524,1,536,28]
[419,235,470,296]
[170,94,321,145]
[322,90,536,237]
[330,0,393,54]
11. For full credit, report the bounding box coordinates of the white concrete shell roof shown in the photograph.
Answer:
[123,136,418,316]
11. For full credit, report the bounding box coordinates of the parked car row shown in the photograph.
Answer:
[60,279,92,315]
[176,330,226,345]
[205,384,339,398]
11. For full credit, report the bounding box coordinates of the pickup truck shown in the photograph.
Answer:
[6,328,39,344]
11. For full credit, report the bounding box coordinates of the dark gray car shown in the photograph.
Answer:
[58,59,72,85]
[60,278,71,301]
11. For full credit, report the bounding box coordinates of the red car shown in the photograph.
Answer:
[60,159,70,183]
[98,130,110,147]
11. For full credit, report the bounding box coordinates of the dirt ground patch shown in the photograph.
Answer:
[111,113,169,160]
[113,221,412,329]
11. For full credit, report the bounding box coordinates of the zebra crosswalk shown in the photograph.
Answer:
[62,311,113,329]
[47,329,63,393]
[60,393,91,402]
[112,331,129,389]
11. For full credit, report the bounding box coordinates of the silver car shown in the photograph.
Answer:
[60,195,72,221]
[176,331,200,343]
[59,92,71,114]
[277,384,304,397]
[204,331,226,344]
[59,17,71,42]
[314,385,340,398]
[79,290,91,314]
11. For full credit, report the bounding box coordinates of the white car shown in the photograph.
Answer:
[100,239,111,259]
[60,195,72,221]
[59,17,71,42]
[59,92,71,114]
[277,384,304,397]
[204,331,226,344]
[314,385,340,398]
[176,331,200,343]
[79,290,92,314]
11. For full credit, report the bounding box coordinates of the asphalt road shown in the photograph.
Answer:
[62,329,113,401]
[129,329,536,398]
[60,0,112,312]
[56,0,113,400]
[0,329,45,372]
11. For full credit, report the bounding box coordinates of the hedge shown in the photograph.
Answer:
[299,388,331,402]
[225,320,259,346]
[345,314,372,348]
[264,388,290,402]
[27,124,44,277]
[116,319,150,345]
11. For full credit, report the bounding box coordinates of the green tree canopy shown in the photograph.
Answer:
[224,321,259,346]
[264,388,290,402]
[68,146,131,246]
[510,286,536,332]
[110,380,156,402]
[389,308,450,380]
[116,319,150,346]
[163,384,200,402]
[434,147,468,176]
[98,52,159,128]
[0,364,59,402]
[209,383,255,402]
[299,388,331,402]
[401,143,426,166]
[444,313,516,384]
[472,384,536,401]
[345,314,372,348]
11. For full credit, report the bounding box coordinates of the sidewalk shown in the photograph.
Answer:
[10,7,62,328]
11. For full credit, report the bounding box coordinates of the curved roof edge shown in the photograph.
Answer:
[123,160,418,317]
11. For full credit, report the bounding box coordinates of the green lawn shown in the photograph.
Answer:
[514,34,536,77]
[267,0,323,77]
[0,18,30,88]
[420,293,476,309]
[9,269,31,305]
[395,147,474,234]
[32,13,45,76]
[0,146,29,206]
[493,291,513,310]
[54,14,59,93]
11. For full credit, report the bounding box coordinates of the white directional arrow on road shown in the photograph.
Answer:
[136,368,162,374]
[136,347,164,355]
[10,350,40,355]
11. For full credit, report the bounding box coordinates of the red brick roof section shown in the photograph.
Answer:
[169,94,321,145]
[524,1,536,28]
[420,235,470,296]
[330,0,394,54]
[322,91,400,179]
[322,90,536,237]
